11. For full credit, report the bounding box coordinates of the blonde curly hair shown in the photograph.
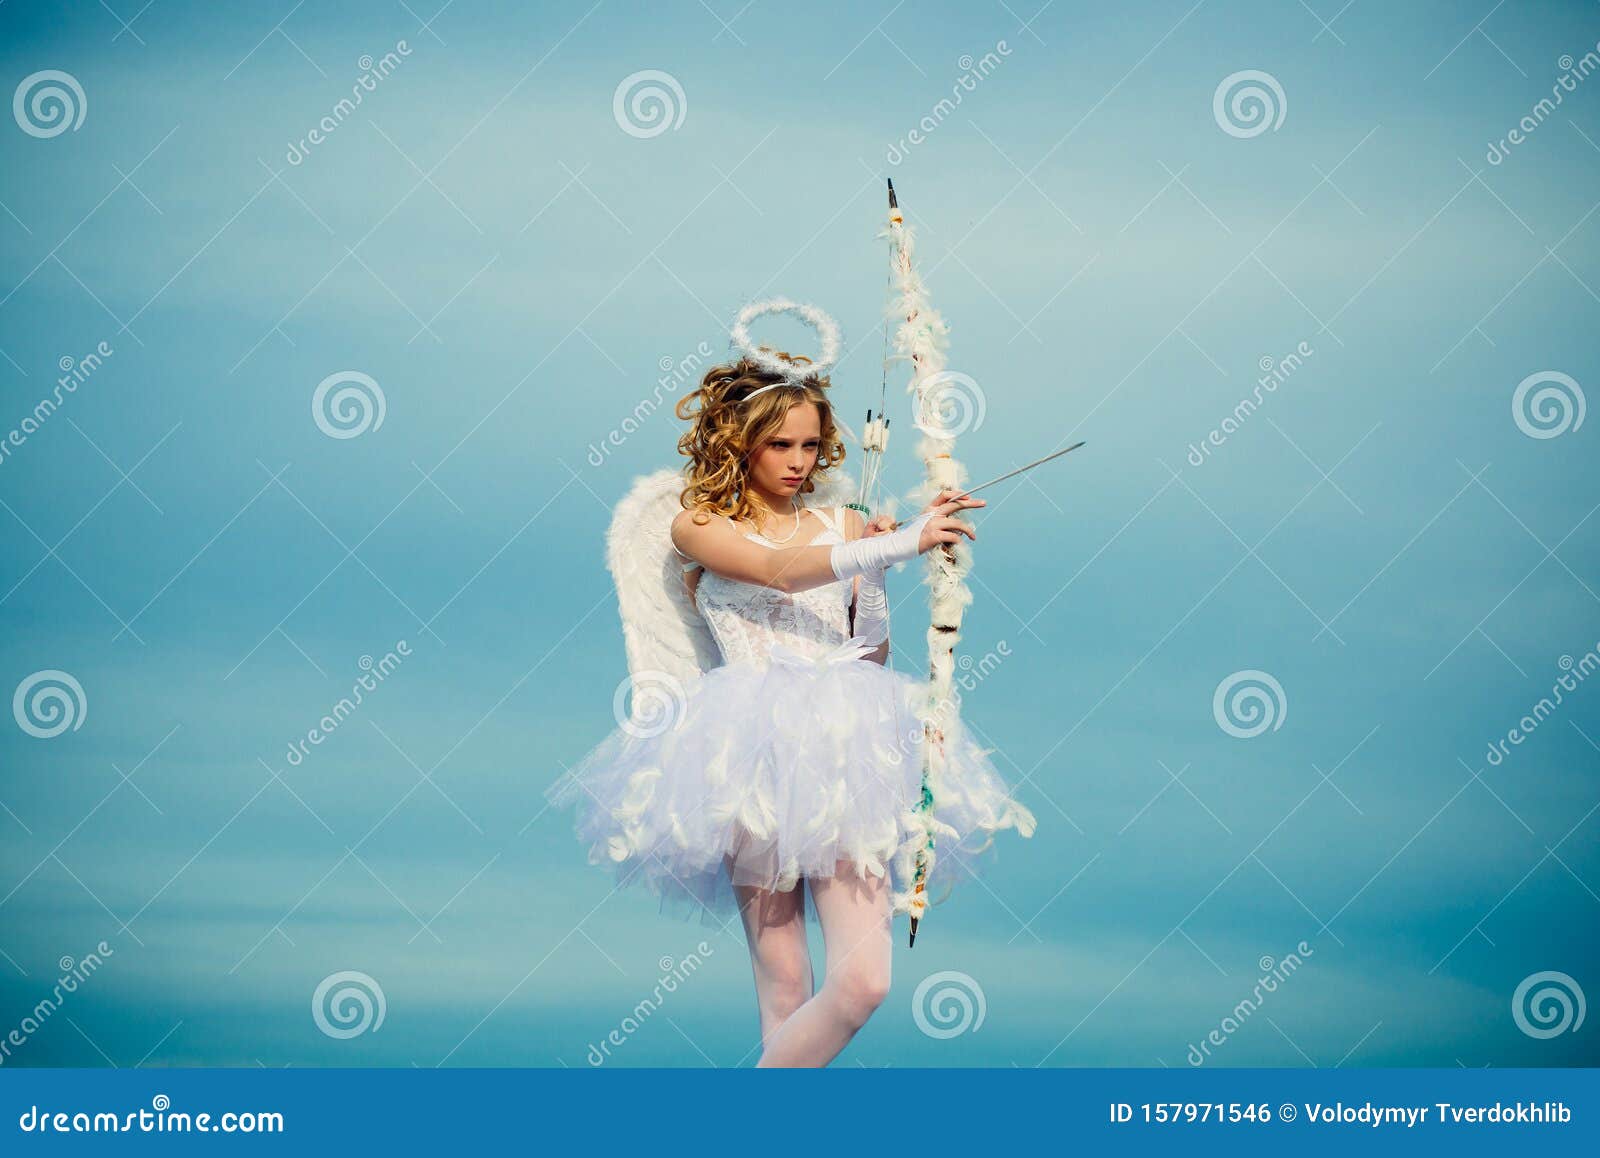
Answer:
[674,351,847,527]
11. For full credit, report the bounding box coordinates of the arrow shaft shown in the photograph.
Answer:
[957,440,1086,497]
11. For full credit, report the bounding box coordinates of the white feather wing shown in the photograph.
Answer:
[606,466,861,710]
[607,469,719,700]
[806,468,860,516]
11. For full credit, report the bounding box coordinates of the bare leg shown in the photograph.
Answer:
[756,863,892,1067]
[733,881,812,1047]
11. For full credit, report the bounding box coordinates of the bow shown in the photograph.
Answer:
[879,178,970,947]
[768,634,879,672]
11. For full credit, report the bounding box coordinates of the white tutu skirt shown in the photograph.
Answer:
[547,652,1037,924]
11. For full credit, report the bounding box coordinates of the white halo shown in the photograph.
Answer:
[729,298,842,382]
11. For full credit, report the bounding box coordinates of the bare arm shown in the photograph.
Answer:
[671,509,856,595]
[671,493,984,596]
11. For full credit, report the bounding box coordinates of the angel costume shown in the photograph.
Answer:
[546,467,1036,924]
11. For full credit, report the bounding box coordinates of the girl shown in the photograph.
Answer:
[548,349,1035,1067]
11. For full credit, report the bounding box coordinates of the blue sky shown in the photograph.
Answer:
[0,0,1596,1068]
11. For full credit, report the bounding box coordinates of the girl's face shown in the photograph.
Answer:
[747,400,822,500]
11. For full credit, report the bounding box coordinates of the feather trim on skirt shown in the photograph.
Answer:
[547,656,1036,924]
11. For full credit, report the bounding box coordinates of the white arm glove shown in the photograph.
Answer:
[852,569,891,646]
[828,512,931,582]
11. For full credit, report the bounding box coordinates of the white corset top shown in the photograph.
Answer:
[686,505,855,668]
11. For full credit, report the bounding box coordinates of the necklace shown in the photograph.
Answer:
[752,496,804,544]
